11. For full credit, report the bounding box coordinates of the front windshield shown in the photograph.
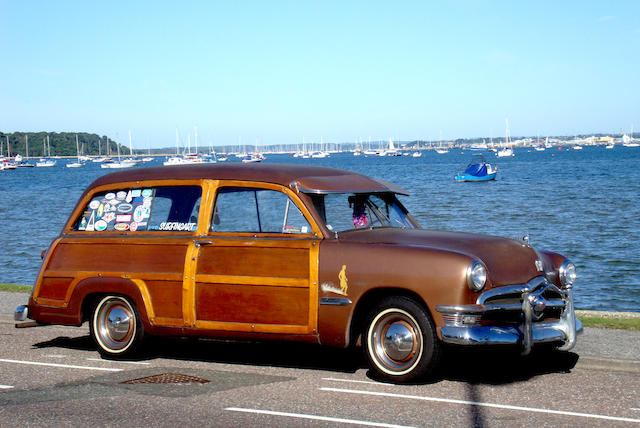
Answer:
[309,192,419,233]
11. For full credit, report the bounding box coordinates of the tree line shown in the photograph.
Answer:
[0,132,127,157]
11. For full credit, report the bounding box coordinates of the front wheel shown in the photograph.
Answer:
[90,295,144,357]
[363,296,440,383]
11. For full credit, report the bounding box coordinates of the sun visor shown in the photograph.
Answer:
[292,174,410,196]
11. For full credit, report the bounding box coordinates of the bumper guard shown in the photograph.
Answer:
[435,278,583,354]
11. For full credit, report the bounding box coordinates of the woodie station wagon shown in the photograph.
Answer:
[15,163,582,382]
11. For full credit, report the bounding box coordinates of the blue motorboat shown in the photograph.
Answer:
[454,155,498,182]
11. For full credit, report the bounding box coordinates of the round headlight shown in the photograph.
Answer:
[559,260,577,286]
[467,260,487,291]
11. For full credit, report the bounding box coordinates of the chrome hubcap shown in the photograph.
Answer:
[106,307,132,342]
[96,298,135,351]
[382,321,415,361]
[369,309,422,375]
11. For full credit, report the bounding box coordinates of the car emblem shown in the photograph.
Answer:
[535,260,544,272]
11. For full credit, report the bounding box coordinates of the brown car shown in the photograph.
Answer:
[15,163,582,382]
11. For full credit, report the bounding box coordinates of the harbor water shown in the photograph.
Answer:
[1,146,639,312]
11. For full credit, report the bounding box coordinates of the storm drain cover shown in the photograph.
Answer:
[122,373,210,385]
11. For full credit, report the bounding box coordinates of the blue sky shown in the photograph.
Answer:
[1,1,639,148]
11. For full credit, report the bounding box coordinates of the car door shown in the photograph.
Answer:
[192,182,321,335]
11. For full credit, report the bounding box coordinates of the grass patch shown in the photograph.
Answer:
[0,283,32,293]
[579,315,640,331]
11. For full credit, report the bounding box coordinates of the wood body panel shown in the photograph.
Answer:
[36,277,73,301]
[34,236,191,327]
[47,241,186,273]
[197,246,309,278]
[195,283,309,325]
[192,236,319,334]
[145,280,183,319]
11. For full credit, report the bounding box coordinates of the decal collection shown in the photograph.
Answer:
[77,188,155,232]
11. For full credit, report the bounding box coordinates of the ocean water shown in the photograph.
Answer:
[1,146,639,312]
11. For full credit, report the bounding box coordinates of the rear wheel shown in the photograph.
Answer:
[90,295,144,357]
[363,296,440,383]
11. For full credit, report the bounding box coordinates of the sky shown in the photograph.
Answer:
[1,1,639,149]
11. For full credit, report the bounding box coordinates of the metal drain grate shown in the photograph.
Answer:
[121,373,210,385]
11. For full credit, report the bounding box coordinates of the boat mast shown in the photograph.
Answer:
[505,119,511,147]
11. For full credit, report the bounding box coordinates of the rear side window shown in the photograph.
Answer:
[74,186,201,232]
[211,187,311,234]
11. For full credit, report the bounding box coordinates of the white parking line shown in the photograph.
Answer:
[0,359,122,372]
[226,407,419,428]
[86,358,150,365]
[321,387,640,424]
[0,385,14,389]
[323,377,393,386]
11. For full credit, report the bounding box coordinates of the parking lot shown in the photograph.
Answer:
[1,293,639,427]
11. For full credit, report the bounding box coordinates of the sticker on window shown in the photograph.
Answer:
[75,189,155,232]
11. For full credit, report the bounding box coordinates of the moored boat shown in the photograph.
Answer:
[454,155,498,182]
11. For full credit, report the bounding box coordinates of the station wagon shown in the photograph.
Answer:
[15,163,582,382]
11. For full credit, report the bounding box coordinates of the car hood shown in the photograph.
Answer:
[337,228,543,286]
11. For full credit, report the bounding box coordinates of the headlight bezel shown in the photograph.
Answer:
[559,259,577,287]
[466,260,488,292]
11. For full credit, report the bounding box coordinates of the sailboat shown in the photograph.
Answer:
[623,129,639,147]
[101,138,135,169]
[385,139,401,156]
[435,140,449,154]
[36,136,57,167]
[496,120,515,157]
[66,135,84,168]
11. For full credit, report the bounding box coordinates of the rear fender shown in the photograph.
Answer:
[67,277,153,331]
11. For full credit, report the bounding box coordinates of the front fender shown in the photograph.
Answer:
[316,240,474,347]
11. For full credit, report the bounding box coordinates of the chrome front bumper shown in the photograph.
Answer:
[435,277,583,354]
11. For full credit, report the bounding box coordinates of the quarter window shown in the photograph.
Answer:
[74,186,201,232]
[212,187,311,234]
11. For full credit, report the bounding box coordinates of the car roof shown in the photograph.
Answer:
[88,163,410,195]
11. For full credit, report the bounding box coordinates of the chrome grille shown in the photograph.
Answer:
[477,277,566,322]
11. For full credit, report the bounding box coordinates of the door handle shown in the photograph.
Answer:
[194,240,214,248]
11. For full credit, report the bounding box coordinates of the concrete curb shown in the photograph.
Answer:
[575,356,640,374]
[576,310,640,319]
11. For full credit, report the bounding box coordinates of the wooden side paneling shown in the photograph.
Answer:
[145,280,183,319]
[36,277,73,301]
[195,283,309,325]
[197,246,309,279]
[47,242,186,273]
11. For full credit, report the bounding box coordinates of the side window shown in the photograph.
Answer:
[212,187,311,234]
[74,186,201,232]
[147,187,201,231]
